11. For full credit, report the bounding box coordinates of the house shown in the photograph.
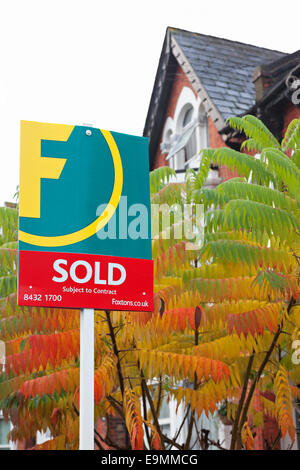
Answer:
[143,26,300,450]
[144,27,299,178]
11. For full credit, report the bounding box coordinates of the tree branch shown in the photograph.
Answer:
[236,297,295,449]
[230,354,254,450]
[105,310,125,398]
[139,367,165,450]
[184,328,199,449]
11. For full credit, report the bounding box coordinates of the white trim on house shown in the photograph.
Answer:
[0,362,14,450]
[155,394,187,447]
[160,86,209,172]
[160,86,222,188]
[36,429,52,446]
[143,378,227,449]
[280,406,299,450]
[0,410,14,450]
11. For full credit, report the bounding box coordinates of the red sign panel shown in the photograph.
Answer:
[18,250,153,311]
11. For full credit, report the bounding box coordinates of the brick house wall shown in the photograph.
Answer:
[154,64,197,169]
[283,101,300,134]
[153,63,228,168]
[95,416,129,450]
[152,62,237,183]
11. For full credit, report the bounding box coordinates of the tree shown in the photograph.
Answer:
[188,115,300,449]
[0,116,299,450]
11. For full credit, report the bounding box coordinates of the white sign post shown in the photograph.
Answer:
[79,124,94,451]
[79,308,94,450]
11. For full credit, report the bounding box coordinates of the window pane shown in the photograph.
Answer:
[183,108,193,127]
[0,420,10,445]
[159,396,170,420]
[160,423,171,438]
[189,410,220,450]
[185,128,197,162]
[175,149,185,170]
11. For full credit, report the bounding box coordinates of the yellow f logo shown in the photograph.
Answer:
[19,121,74,218]
[19,121,123,247]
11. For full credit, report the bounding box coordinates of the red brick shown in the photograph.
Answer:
[283,101,300,135]
[153,63,237,183]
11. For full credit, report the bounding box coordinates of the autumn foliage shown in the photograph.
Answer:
[0,116,299,450]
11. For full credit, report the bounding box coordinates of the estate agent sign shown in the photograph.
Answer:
[18,121,153,311]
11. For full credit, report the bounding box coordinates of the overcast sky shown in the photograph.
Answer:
[0,0,298,206]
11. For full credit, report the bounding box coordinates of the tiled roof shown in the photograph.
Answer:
[171,28,287,120]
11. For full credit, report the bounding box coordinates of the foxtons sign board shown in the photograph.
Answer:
[18,121,153,311]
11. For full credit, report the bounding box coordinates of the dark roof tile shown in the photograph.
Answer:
[171,29,287,119]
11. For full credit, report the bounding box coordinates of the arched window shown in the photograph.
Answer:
[182,106,193,127]
[181,107,197,164]
[160,87,208,173]
[198,103,208,150]
[172,104,197,170]
[164,129,175,169]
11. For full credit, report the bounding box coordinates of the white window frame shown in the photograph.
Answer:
[142,379,186,448]
[160,87,209,174]
[36,429,52,446]
[0,411,14,450]
[0,361,14,450]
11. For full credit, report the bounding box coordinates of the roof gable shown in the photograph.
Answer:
[171,28,286,120]
[143,27,288,168]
